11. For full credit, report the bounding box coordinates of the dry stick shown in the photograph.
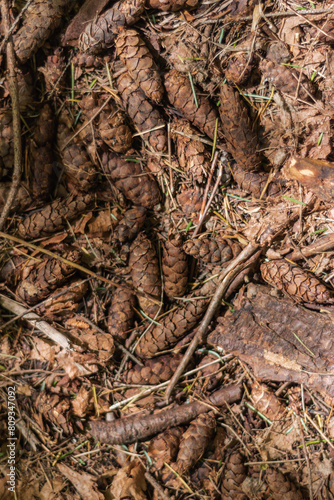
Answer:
[89,383,242,445]
[165,242,260,402]
[0,0,22,231]
[0,294,71,350]
[240,7,333,21]
[0,231,161,307]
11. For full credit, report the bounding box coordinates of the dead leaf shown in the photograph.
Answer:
[108,460,147,500]
[57,463,104,500]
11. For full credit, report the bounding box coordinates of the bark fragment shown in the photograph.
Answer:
[162,234,188,299]
[219,84,261,171]
[129,233,162,318]
[13,0,68,63]
[115,28,163,103]
[17,194,93,239]
[260,259,334,304]
[102,153,160,208]
[164,70,220,140]
[286,156,334,202]
[107,288,136,341]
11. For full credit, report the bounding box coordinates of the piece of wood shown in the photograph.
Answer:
[287,157,334,201]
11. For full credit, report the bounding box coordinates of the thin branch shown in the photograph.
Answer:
[0,0,22,231]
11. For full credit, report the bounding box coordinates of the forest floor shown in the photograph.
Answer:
[1,0,334,498]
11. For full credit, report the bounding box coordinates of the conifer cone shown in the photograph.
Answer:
[135,274,218,358]
[162,234,188,299]
[0,111,14,178]
[30,104,55,199]
[129,233,162,318]
[113,207,147,244]
[175,413,216,474]
[265,469,303,500]
[57,111,97,193]
[39,48,66,96]
[260,59,314,101]
[0,183,32,213]
[17,194,93,239]
[36,280,88,320]
[102,153,160,209]
[183,237,242,264]
[172,118,211,183]
[177,188,203,219]
[233,164,279,198]
[16,249,80,305]
[221,451,247,499]
[79,0,145,53]
[164,70,220,140]
[126,353,183,385]
[219,85,261,171]
[251,382,284,421]
[117,70,167,153]
[97,103,132,154]
[13,0,68,63]
[107,288,136,341]
[116,29,163,104]
[260,259,334,304]
[147,0,198,11]
[147,428,182,470]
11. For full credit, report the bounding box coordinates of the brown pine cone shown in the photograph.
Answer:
[177,188,203,219]
[113,207,147,244]
[147,428,182,470]
[225,53,256,85]
[250,382,284,422]
[117,69,167,153]
[175,413,216,474]
[260,259,334,304]
[147,0,198,10]
[57,111,97,193]
[126,353,183,385]
[221,451,247,499]
[260,59,314,101]
[79,0,145,53]
[135,274,218,358]
[30,104,55,199]
[102,152,160,208]
[172,118,211,184]
[233,164,280,198]
[97,103,132,153]
[17,194,93,239]
[0,111,13,178]
[107,288,136,340]
[219,85,261,171]
[183,237,241,264]
[162,234,188,299]
[16,249,80,305]
[39,48,66,95]
[115,28,163,104]
[13,0,68,63]
[129,233,162,318]
[164,69,220,140]
[265,469,303,500]
[36,279,88,320]
[0,183,32,214]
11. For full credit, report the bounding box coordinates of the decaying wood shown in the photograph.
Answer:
[89,383,242,444]
[208,284,334,401]
[286,156,334,201]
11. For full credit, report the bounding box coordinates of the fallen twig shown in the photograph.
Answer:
[0,0,22,231]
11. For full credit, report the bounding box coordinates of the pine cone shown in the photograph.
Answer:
[0,111,13,178]
[30,104,55,199]
[225,53,256,85]
[162,234,188,299]
[175,413,216,474]
[221,451,247,499]
[172,118,211,184]
[97,103,132,153]
[233,164,279,198]
[107,288,136,340]
[13,0,68,63]
[36,279,88,319]
[126,353,183,385]
[266,469,303,500]
[251,382,284,422]
[260,59,314,101]
[0,183,32,213]
[260,259,334,304]
[135,274,218,358]
[16,249,80,305]
[79,0,145,53]
[147,428,182,470]
[115,28,163,104]
[147,0,198,11]
[102,152,160,208]
[117,69,167,153]
[17,194,93,239]
[164,70,220,140]
[113,207,147,244]
[39,48,66,95]
[183,237,241,264]
[177,188,203,219]
[129,233,162,318]
[219,85,261,171]
[57,111,97,193]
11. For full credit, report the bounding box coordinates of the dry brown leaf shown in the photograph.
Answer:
[57,463,104,500]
